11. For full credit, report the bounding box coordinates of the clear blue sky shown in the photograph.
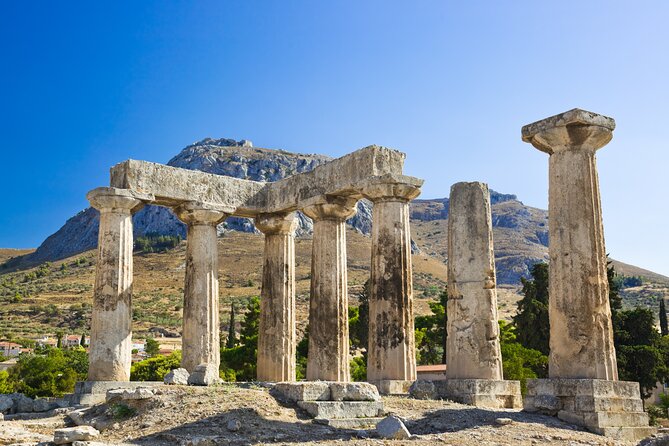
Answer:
[1,1,667,276]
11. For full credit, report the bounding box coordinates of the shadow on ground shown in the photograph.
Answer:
[128,407,364,445]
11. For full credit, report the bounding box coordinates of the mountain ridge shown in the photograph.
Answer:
[1,138,661,286]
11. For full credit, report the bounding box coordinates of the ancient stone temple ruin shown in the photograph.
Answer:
[81,109,655,440]
[85,145,422,392]
[521,109,654,440]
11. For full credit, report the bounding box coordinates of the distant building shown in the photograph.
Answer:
[0,341,22,357]
[63,335,89,348]
[416,364,447,381]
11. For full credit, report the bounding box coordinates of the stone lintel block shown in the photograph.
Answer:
[372,380,414,396]
[521,108,615,154]
[297,401,384,419]
[110,159,266,215]
[314,417,383,429]
[273,382,331,402]
[265,145,406,210]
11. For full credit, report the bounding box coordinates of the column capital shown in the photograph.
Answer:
[361,175,423,203]
[521,108,615,155]
[255,212,298,235]
[302,196,357,222]
[87,187,153,213]
[174,201,231,226]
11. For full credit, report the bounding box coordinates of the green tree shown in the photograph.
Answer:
[0,370,13,393]
[63,346,89,381]
[660,300,668,338]
[79,333,86,347]
[607,260,623,317]
[225,303,237,349]
[130,351,182,381]
[145,338,160,357]
[55,330,64,349]
[349,280,370,351]
[414,290,448,365]
[296,327,309,380]
[498,320,548,394]
[350,356,367,382]
[220,297,260,381]
[8,349,78,398]
[617,345,666,400]
[513,263,550,355]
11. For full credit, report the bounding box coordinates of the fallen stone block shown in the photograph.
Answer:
[164,368,190,385]
[330,382,380,401]
[273,381,331,402]
[495,417,514,426]
[376,415,410,439]
[53,426,100,444]
[188,363,220,386]
[121,387,156,400]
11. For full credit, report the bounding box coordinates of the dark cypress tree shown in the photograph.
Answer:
[660,299,668,337]
[79,334,86,347]
[225,304,237,349]
[607,259,622,317]
[513,263,550,355]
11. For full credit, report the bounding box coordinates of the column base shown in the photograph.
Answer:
[70,381,163,406]
[409,379,522,409]
[370,380,414,395]
[524,379,656,441]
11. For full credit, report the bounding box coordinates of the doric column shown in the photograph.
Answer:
[362,179,421,385]
[256,212,298,382]
[87,187,149,381]
[522,108,618,380]
[174,202,229,374]
[446,182,503,380]
[303,196,357,382]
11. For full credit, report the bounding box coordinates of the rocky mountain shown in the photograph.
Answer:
[11,138,549,284]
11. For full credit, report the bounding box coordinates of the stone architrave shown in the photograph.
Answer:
[174,202,230,373]
[362,179,422,389]
[87,187,150,381]
[446,182,503,380]
[522,108,617,380]
[303,196,358,382]
[256,212,298,382]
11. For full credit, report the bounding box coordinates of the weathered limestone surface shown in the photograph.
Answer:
[525,378,655,441]
[363,179,421,385]
[111,159,262,214]
[175,202,228,373]
[446,182,503,380]
[303,197,357,382]
[256,212,298,382]
[109,146,414,216]
[409,379,522,409]
[265,146,406,211]
[87,188,151,381]
[522,108,617,380]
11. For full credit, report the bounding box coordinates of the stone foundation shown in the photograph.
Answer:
[372,380,414,395]
[272,382,384,427]
[410,379,522,409]
[70,381,163,406]
[524,379,656,441]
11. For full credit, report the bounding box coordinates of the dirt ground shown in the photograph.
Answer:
[0,384,655,446]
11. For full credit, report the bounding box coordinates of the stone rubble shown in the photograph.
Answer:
[163,367,190,385]
[53,426,100,444]
[376,415,411,440]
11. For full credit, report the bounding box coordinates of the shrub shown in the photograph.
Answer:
[130,351,181,381]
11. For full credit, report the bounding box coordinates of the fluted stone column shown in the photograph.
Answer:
[446,182,503,380]
[174,202,229,374]
[256,212,298,382]
[87,187,148,381]
[303,197,357,382]
[522,108,618,380]
[362,180,421,390]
